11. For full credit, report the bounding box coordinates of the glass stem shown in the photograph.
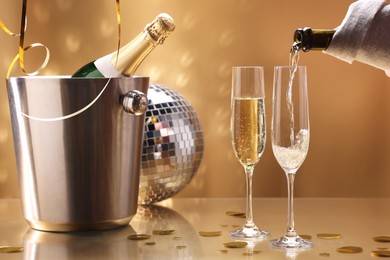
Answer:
[286,172,297,237]
[244,165,255,228]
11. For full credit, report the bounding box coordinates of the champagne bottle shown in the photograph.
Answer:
[293,27,335,52]
[72,13,176,78]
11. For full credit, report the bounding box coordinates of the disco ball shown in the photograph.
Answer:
[139,83,204,205]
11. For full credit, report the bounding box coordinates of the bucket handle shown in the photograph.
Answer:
[121,90,148,116]
[16,78,148,122]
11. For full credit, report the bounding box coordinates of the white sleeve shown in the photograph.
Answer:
[324,0,390,75]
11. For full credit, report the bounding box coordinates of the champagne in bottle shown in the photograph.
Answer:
[293,27,335,52]
[72,13,176,78]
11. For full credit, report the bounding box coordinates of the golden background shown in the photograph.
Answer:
[0,0,389,198]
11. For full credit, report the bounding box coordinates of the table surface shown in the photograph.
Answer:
[1,198,389,259]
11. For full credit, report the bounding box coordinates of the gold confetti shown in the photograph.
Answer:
[199,231,222,237]
[300,234,312,240]
[176,245,187,249]
[242,252,253,256]
[127,234,151,240]
[152,229,175,235]
[0,246,24,253]
[319,252,330,257]
[144,241,156,246]
[253,250,262,254]
[223,241,247,248]
[371,250,390,257]
[218,249,228,254]
[317,233,342,239]
[378,247,389,250]
[226,211,246,218]
[337,246,363,253]
[232,225,241,228]
[374,236,390,243]
[220,224,229,228]
[173,237,182,240]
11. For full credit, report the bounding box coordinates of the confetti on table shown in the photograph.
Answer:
[374,236,390,243]
[152,229,175,235]
[0,246,23,253]
[223,241,247,248]
[371,250,390,257]
[337,246,363,253]
[225,211,246,218]
[319,252,330,257]
[199,231,222,237]
[317,233,342,239]
[218,249,228,254]
[127,234,151,240]
[300,234,312,240]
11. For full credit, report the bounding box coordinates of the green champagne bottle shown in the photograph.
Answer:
[72,13,175,78]
[293,27,335,52]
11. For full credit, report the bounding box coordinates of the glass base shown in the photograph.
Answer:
[230,225,270,240]
[269,235,313,249]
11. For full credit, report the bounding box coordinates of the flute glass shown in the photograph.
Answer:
[230,66,270,240]
[270,66,313,249]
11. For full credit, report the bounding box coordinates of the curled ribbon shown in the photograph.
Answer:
[6,0,123,122]
[114,0,121,69]
[1,0,50,78]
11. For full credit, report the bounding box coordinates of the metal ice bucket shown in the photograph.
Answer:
[7,76,149,232]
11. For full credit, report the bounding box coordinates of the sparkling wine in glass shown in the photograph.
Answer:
[230,66,270,240]
[270,65,313,249]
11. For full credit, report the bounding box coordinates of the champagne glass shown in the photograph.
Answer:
[230,66,270,240]
[270,66,313,249]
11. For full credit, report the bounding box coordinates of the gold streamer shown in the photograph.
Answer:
[1,0,50,78]
[114,0,121,68]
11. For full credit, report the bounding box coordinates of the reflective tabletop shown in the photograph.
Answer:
[1,198,389,259]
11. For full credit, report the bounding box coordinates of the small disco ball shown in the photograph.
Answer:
[139,83,204,205]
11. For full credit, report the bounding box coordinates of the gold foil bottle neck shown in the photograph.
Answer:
[145,13,176,44]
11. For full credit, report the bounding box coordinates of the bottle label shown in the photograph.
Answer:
[94,53,123,77]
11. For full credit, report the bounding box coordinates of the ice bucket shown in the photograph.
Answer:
[7,76,149,232]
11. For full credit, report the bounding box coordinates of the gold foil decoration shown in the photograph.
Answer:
[317,233,342,239]
[218,249,228,254]
[4,0,50,78]
[374,236,390,243]
[0,246,24,253]
[199,231,222,237]
[336,246,363,253]
[176,245,187,249]
[144,241,156,246]
[127,234,151,240]
[152,229,175,235]
[371,250,390,257]
[223,242,247,248]
[319,252,330,257]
